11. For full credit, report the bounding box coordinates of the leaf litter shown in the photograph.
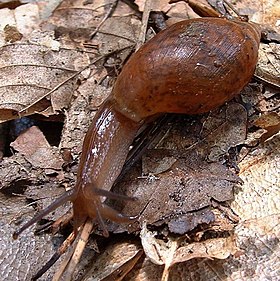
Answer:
[0,0,279,280]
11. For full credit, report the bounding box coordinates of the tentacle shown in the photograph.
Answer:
[102,204,138,223]
[13,189,75,239]
[91,186,137,201]
[94,199,109,237]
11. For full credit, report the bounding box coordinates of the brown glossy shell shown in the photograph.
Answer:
[112,17,260,122]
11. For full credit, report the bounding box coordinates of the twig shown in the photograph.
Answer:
[52,230,81,281]
[136,0,153,50]
[90,0,119,39]
[32,231,76,280]
[62,218,94,280]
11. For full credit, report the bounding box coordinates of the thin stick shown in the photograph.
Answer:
[52,229,82,281]
[51,209,73,234]
[63,218,94,280]
[223,0,242,17]
[32,231,76,280]
[136,0,153,50]
[90,0,119,39]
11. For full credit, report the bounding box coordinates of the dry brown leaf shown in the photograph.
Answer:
[254,111,280,128]
[253,112,280,141]
[226,0,280,32]
[166,2,195,24]
[0,42,90,121]
[255,43,280,88]
[140,223,238,280]
[200,102,248,162]
[44,0,116,40]
[83,240,143,280]
[97,16,140,55]
[10,126,64,170]
[3,24,23,42]
[0,193,58,281]
[111,102,245,235]
[171,235,238,265]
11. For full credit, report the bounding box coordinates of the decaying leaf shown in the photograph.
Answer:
[233,134,279,219]
[171,235,238,265]
[253,112,280,142]
[199,102,248,162]
[112,102,245,235]
[135,221,238,281]
[0,193,59,280]
[140,222,238,266]
[3,24,23,42]
[0,42,91,122]
[119,154,239,232]
[83,240,143,281]
[167,209,215,234]
[0,153,33,191]
[255,43,280,88]
[10,126,64,170]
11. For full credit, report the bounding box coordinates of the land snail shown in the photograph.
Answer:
[13,16,261,279]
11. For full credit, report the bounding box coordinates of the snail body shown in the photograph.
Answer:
[14,18,260,238]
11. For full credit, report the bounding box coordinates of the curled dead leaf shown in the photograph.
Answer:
[140,223,238,280]
[83,239,143,281]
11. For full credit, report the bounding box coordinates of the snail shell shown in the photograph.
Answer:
[112,17,261,122]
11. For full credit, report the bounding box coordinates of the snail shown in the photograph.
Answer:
[13,17,260,245]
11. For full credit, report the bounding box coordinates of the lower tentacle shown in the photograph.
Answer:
[101,204,138,223]
[13,189,76,239]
